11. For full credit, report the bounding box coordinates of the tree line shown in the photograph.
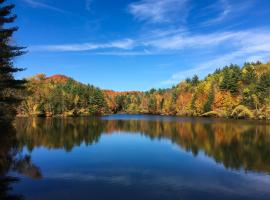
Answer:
[16,61,270,119]
[105,61,270,119]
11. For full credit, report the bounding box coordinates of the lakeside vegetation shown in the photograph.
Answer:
[17,74,108,117]
[17,61,270,120]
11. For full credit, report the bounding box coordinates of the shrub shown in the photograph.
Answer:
[231,105,254,119]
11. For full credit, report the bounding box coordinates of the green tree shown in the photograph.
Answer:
[149,88,156,94]
[228,65,241,94]
[220,65,241,95]
[257,72,270,104]
[148,96,157,113]
[185,78,191,84]
[203,83,215,113]
[242,88,256,108]
[220,67,230,90]
[115,95,125,112]
[0,0,25,121]
[89,89,107,115]
[243,64,257,85]
[191,75,199,86]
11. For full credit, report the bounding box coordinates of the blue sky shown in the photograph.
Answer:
[11,0,270,91]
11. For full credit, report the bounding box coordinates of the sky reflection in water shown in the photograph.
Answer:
[5,115,270,200]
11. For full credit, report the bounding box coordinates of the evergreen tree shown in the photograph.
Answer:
[242,88,256,108]
[0,0,25,121]
[257,72,270,103]
[243,64,257,85]
[172,89,178,103]
[220,65,241,95]
[191,75,199,86]
[203,83,215,113]
[228,65,241,95]
[89,89,107,115]
[115,95,125,112]
[213,68,221,74]
[220,67,230,90]
[149,88,156,94]
[228,71,239,94]
[185,78,191,84]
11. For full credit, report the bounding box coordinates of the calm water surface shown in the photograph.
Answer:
[2,115,270,200]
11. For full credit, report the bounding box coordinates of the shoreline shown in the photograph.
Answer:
[16,112,270,121]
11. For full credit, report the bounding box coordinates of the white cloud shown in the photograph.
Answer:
[95,49,153,56]
[30,39,135,52]
[30,29,270,66]
[201,0,232,26]
[145,31,239,50]
[162,29,270,85]
[128,0,189,24]
[199,0,255,28]
[23,0,68,13]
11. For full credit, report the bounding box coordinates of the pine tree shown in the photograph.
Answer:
[0,0,25,121]
[203,83,215,113]
[220,67,230,90]
[220,65,241,95]
[228,65,241,95]
[185,78,191,84]
[243,64,257,85]
[191,75,199,86]
[257,72,270,104]
[228,71,239,94]
[89,89,107,115]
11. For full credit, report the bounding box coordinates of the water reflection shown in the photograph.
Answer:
[15,116,270,174]
[0,123,41,199]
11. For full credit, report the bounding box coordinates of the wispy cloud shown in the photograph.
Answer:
[128,0,189,24]
[95,49,153,56]
[23,0,69,13]
[144,31,238,50]
[30,29,270,64]
[31,31,237,53]
[201,0,232,26]
[30,39,135,52]
[162,29,270,85]
[199,0,254,27]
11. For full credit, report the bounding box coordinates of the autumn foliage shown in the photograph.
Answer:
[17,61,270,119]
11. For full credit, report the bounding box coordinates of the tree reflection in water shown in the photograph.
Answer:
[15,117,270,174]
[0,122,42,200]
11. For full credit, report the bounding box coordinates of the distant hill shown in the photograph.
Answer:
[45,74,70,83]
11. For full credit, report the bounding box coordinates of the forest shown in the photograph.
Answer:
[17,61,270,120]
[0,0,269,121]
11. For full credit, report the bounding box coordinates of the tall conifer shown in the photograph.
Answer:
[0,0,25,121]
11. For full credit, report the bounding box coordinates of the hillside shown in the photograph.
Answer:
[17,61,270,119]
[17,74,107,117]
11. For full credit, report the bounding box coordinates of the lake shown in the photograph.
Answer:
[1,115,270,200]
